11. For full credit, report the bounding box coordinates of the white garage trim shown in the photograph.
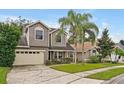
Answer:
[14,49,45,66]
[15,49,45,52]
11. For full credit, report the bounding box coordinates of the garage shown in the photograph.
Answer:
[13,49,45,66]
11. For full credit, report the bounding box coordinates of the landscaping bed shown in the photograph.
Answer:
[0,67,10,84]
[51,63,124,73]
[86,67,124,80]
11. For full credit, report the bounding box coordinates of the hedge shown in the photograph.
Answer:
[0,23,21,67]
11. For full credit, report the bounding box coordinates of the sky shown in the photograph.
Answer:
[0,9,124,43]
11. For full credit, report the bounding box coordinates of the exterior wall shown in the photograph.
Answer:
[28,23,49,47]
[25,28,29,46]
[120,57,124,63]
[51,31,67,47]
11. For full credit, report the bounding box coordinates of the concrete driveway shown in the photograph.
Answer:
[7,65,103,84]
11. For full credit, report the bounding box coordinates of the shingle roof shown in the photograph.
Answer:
[49,43,74,50]
[50,28,57,31]
[26,21,50,30]
[116,43,124,50]
[71,42,95,52]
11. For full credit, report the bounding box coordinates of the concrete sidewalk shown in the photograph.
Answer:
[7,65,124,84]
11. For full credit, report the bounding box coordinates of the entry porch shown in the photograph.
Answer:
[48,50,75,62]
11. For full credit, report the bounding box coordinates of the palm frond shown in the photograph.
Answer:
[82,22,99,36]
[86,30,96,45]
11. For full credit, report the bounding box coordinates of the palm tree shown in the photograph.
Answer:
[75,13,99,61]
[58,10,80,63]
[58,10,99,63]
[80,22,99,61]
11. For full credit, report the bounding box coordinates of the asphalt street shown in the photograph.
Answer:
[117,77,124,84]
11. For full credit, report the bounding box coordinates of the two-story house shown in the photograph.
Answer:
[14,21,75,66]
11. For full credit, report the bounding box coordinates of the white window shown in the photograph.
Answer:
[36,30,44,40]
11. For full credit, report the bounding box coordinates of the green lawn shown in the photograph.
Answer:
[86,67,124,80]
[0,67,10,84]
[51,63,124,73]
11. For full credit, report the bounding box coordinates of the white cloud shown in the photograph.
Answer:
[97,21,110,38]
[0,15,18,22]
[102,22,111,28]
[110,33,124,43]
[42,20,60,28]
[98,21,124,43]
[0,15,36,22]
[0,14,60,28]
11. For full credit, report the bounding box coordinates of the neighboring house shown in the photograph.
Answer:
[14,21,74,66]
[71,42,97,61]
[114,43,124,62]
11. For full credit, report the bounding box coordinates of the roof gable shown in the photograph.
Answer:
[49,29,68,35]
[26,21,50,30]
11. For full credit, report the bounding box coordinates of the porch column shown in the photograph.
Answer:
[57,51,59,60]
[73,52,75,62]
[68,52,70,58]
[53,52,55,59]
[66,51,69,58]
[67,52,69,58]
[49,51,52,61]
[49,51,51,60]
[63,52,66,58]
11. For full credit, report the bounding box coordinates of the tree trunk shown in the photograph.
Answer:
[81,33,85,63]
[81,42,84,62]
[74,43,77,64]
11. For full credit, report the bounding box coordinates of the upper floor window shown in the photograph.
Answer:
[56,34,61,42]
[36,29,44,40]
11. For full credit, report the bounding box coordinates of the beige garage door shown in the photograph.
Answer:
[13,49,45,66]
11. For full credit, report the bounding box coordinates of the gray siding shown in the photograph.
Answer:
[51,31,67,47]
[29,23,49,47]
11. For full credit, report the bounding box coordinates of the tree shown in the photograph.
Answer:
[78,14,99,61]
[97,28,115,62]
[120,40,124,46]
[5,16,32,34]
[0,23,21,67]
[59,10,80,63]
[59,10,99,63]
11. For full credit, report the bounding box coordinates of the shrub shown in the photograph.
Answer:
[62,58,73,64]
[45,59,61,65]
[52,59,62,64]
[87,55,99,63]
[45,58,73,65]
[77,61,83,63]
[45,60,53,65]
[0,23,21,67]
[111,61,118,64]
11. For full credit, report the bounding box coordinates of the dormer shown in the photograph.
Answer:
[50,29,67,47]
